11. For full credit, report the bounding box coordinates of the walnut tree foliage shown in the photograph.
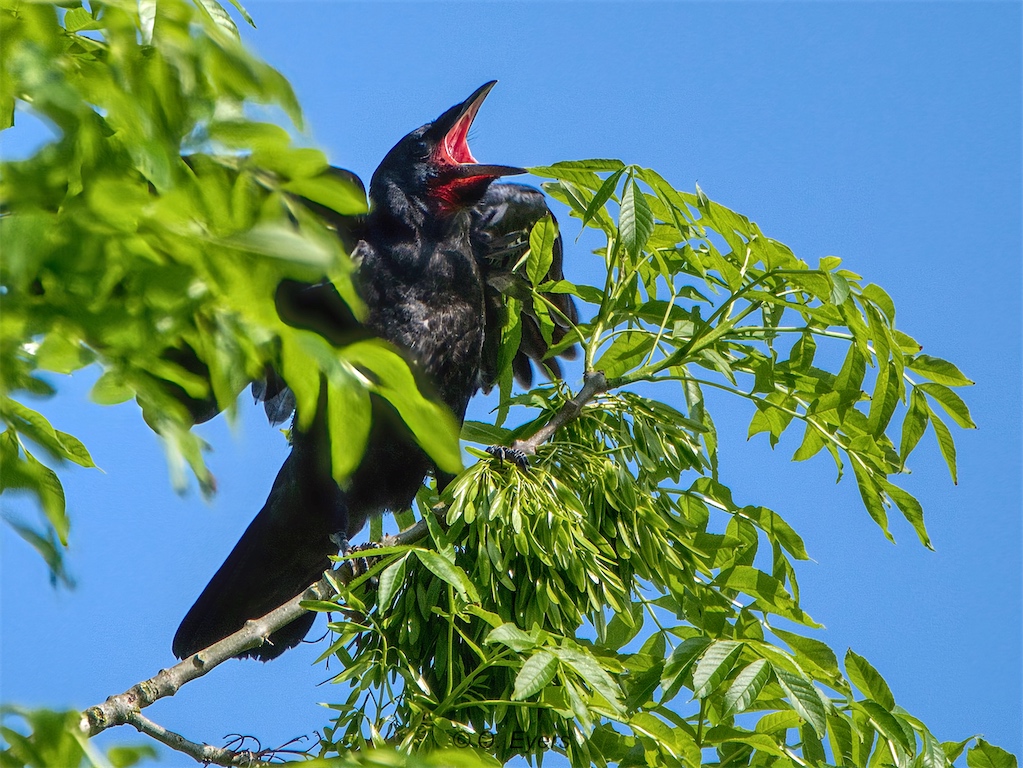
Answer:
[0,2,1014,768]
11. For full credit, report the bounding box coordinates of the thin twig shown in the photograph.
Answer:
[511,369,608,455]
[124,712,266,767]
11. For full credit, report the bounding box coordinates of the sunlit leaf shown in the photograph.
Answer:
[774,667,827,737]
[918,383,977,429]
[513,650,559,701]
[845,649,896,709]
[930,410,959,485]
[723,659,771,715]
[908,355,973,387]
[968,739,1017,768]
[413,549,478,603]
[619,179,654,259]
[692,640,743,699]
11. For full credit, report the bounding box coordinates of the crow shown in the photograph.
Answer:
[172,82,576,661]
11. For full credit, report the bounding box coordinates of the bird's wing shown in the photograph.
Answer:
[472,183,579,390]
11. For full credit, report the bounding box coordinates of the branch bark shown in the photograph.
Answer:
[512,369,608,455]
[124,712,267,767]
[79,520,429,744]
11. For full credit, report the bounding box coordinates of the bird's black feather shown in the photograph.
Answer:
[173,85,576,661]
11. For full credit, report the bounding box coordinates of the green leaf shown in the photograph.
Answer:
[845,648,895,709]
[703,726,791,760]
[716,566,818,626]
[35,332,94,374]
[555,646,624,713]
[0,439,69,546]
[542,279,605,305]
[692,640,743,699]
[376,553,409,612]
[723,659,771,715]
[741,506,809,560]
[579,168,624,231]
[774,667,828,737]
[0,708,86,768]
[64,7,102,32]
[786,271,833,302]
[413,549,478,603]
[2,400,95,468]
[221,223,335,267]
[852,461,893,542]
[485,623,538,653]
[862,283,896,324]
[943,737,976,764]
[968,740,1018,768]
[823,712,854,766]
[460,420,511,445]
[858,700,915,755]
[908,355,973,387]
[529,159,626,181]
[343,339,462,475]
[900,388,930,462]
[107,743,159,768]
[916,729,950,768]
[91,372,135,406]
[882,480,931,549]
[197,0,241,38]
[619,179,654,259]
[595,331,656,378]
[661,636,713,693]
[868,360,900,437]
[918,383,976,429]
[2,513,74,589]
[327,376,371,483]
[930,410,959,485]
[792,422,827,463]
[225,0,256,27]
[208,119,291,150]
[513,650,559,701]
[284,174,368,216]
[836,342,868,394]
[602,602,645,650]
[772,628,842,682]
[526,214,557,287]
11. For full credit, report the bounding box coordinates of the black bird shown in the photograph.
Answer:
[172,82,577,661]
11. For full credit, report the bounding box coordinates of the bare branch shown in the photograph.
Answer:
[79,520,430,746]
[512,369,608,455]
[125,712,268,767]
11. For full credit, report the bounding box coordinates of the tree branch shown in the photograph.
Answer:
[511,369,608,455]
[124,712,268,767]
[79,520,430,745]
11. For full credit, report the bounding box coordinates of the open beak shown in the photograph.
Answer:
[435,81,526,178]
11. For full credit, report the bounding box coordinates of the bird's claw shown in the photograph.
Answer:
[345,541,383,587]
[486,445,531,472]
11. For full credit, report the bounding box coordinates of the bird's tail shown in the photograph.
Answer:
[172,427,347,661]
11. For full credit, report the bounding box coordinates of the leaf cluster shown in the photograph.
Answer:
[0,0,460,579]
[305,163,989,767]
[1,707,155,768]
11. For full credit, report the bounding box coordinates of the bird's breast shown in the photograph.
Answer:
[357,239,486,417]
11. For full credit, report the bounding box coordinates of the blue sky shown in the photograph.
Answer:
[1,2,1020,764]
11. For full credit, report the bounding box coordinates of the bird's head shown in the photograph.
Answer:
[369,81,525,220]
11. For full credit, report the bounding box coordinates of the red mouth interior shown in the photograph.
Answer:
[439,101,481,165]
